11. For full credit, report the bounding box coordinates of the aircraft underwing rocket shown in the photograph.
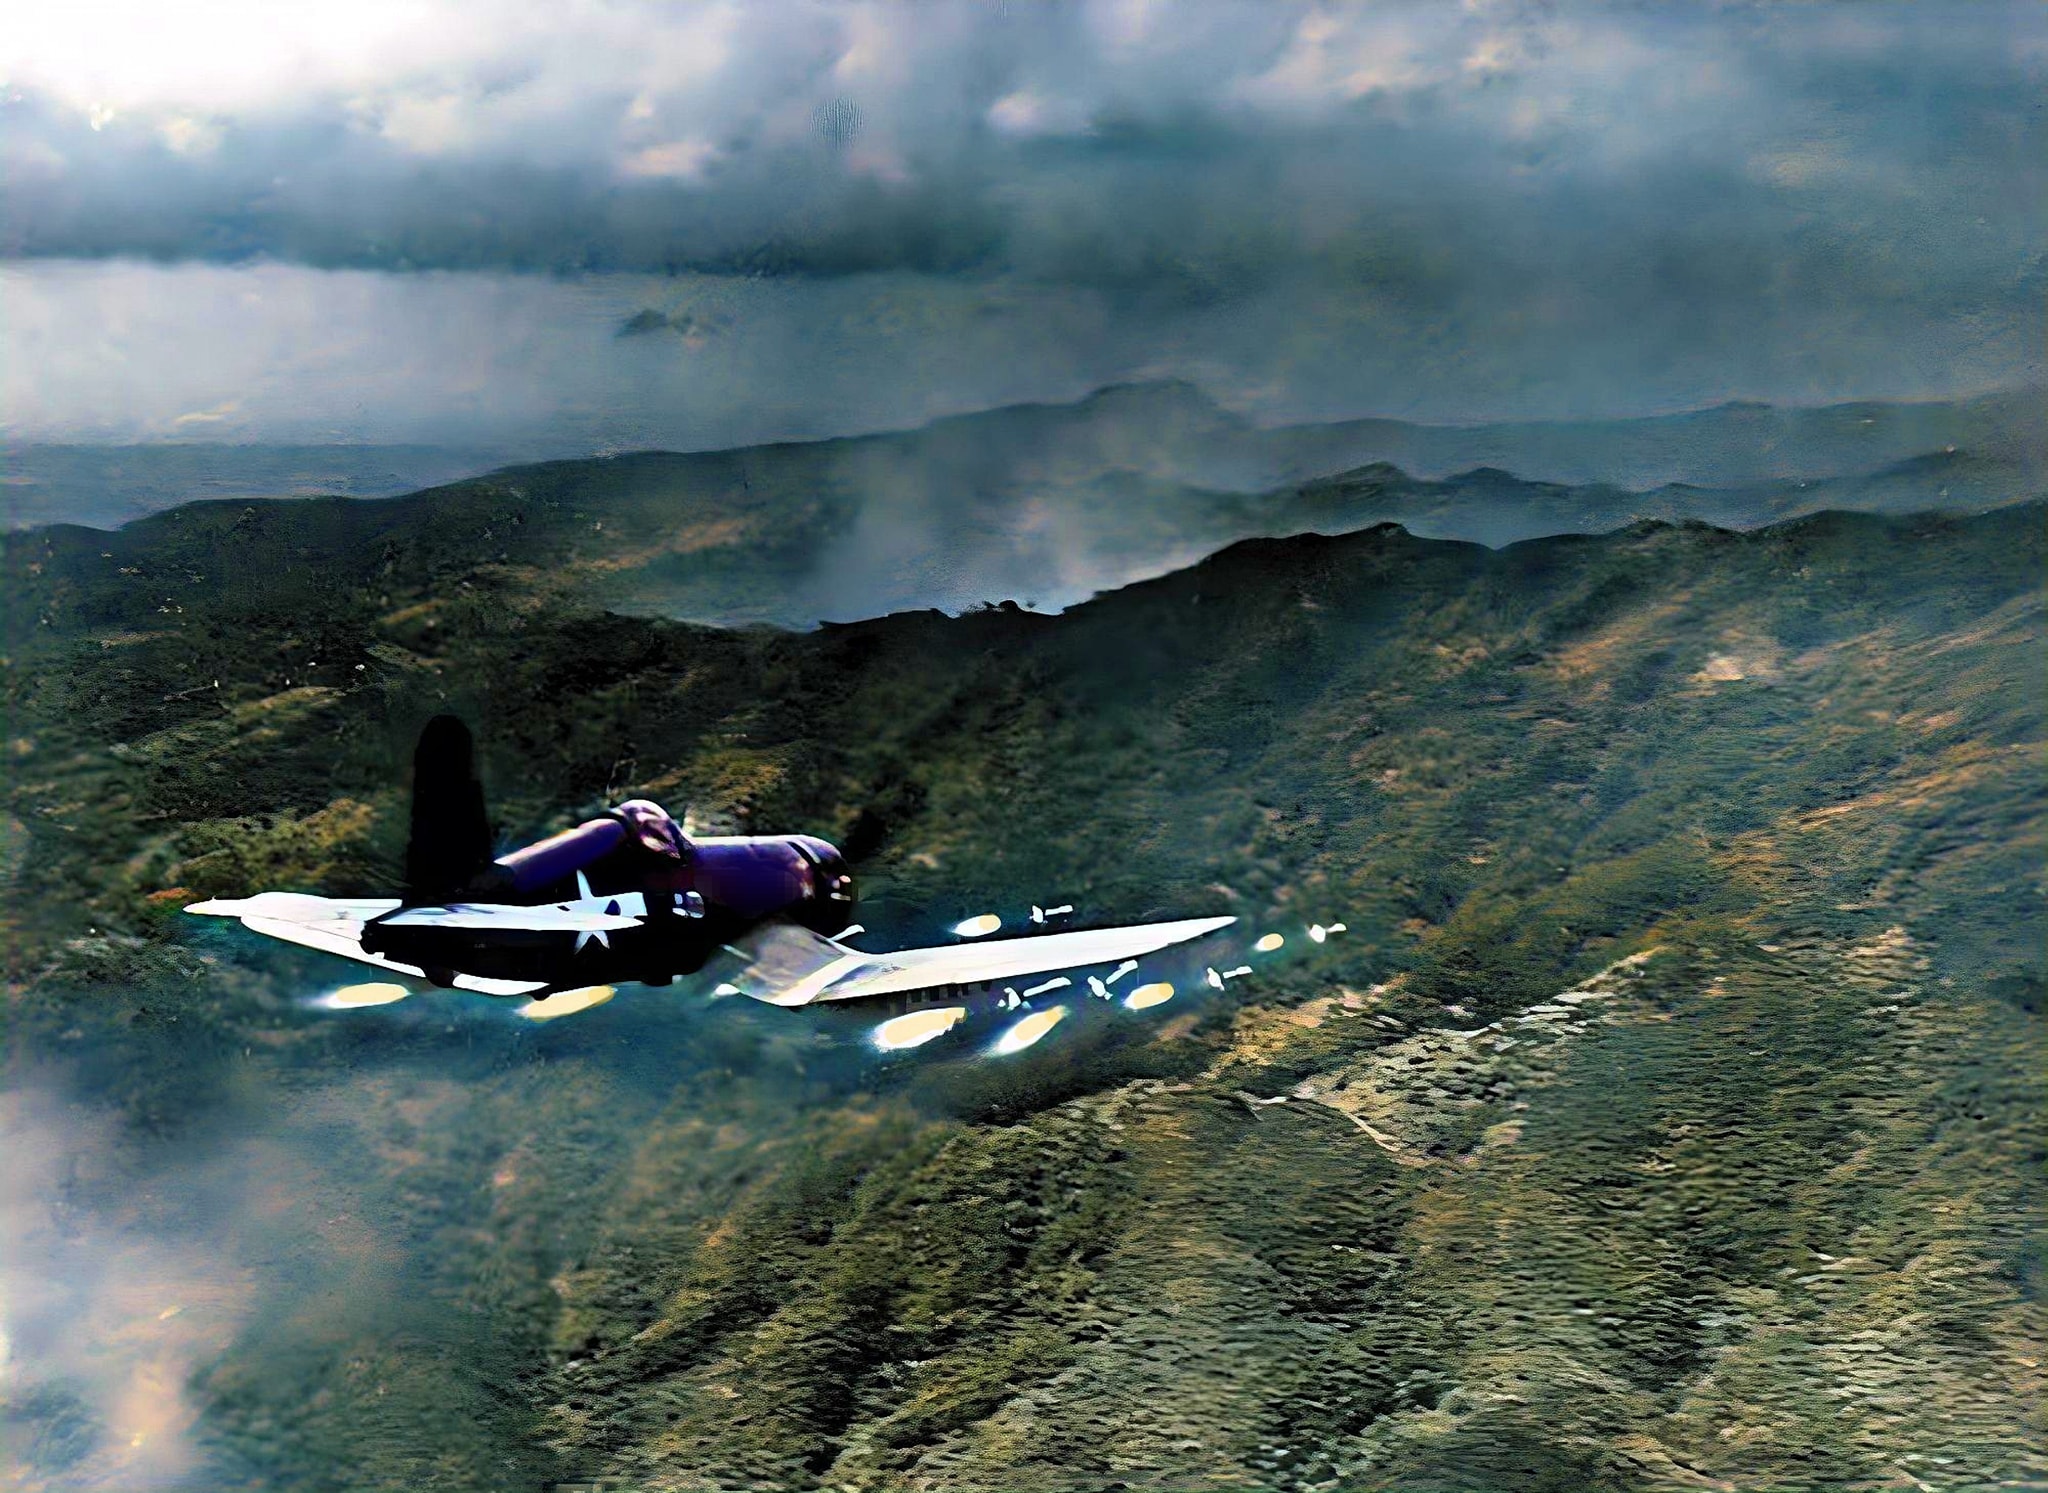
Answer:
[186,716,1238,1026]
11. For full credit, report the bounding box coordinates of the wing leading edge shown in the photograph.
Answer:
[741,915,1237,1007]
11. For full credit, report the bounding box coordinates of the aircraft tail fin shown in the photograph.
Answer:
[403,714,495,904]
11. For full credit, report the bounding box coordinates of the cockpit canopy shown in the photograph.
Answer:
[613,799,687,859]
[494,800,687,897]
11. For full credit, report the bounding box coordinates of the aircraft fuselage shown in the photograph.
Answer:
[360,807,855,989]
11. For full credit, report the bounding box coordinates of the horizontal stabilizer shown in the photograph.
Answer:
[188,893,398,922]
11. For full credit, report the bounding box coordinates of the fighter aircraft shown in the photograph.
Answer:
[186,716,1233,1018]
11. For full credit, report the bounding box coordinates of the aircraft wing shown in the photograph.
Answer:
[378,903,643,932]
[729,915,1236,1007]
[187,893,547,998]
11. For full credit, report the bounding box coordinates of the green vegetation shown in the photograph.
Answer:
[1,496,2040,1490]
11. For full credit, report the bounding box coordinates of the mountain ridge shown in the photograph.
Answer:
[8,379,2039,541]
[8,411,2040,640]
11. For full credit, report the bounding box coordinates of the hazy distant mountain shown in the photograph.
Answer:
[755,377,2046,494]
[8,381,2038,537]
[12,414,2037,639]
[1253,385,2044,490]
[0,442,517,530]
[1268,445,2047,551]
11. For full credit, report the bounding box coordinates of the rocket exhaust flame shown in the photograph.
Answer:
[873,1007,967,1050]
[321,982,410,1009]
[518,986,616,1021]
[992,1006,1067,1055]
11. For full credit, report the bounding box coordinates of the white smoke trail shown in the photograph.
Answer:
[0,1089,253,1490]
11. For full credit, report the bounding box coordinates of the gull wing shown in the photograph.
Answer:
[380,903,642,932]
[187,892,547,998]
[747,916,1235,1007]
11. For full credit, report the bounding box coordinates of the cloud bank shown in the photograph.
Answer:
[2,1,2040,442]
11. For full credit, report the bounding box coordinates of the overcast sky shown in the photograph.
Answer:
[3,1,2041,448]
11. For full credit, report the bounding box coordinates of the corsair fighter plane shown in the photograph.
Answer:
[187,717,1233,1013]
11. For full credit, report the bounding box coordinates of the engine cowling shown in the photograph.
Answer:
[689,834,855,934]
